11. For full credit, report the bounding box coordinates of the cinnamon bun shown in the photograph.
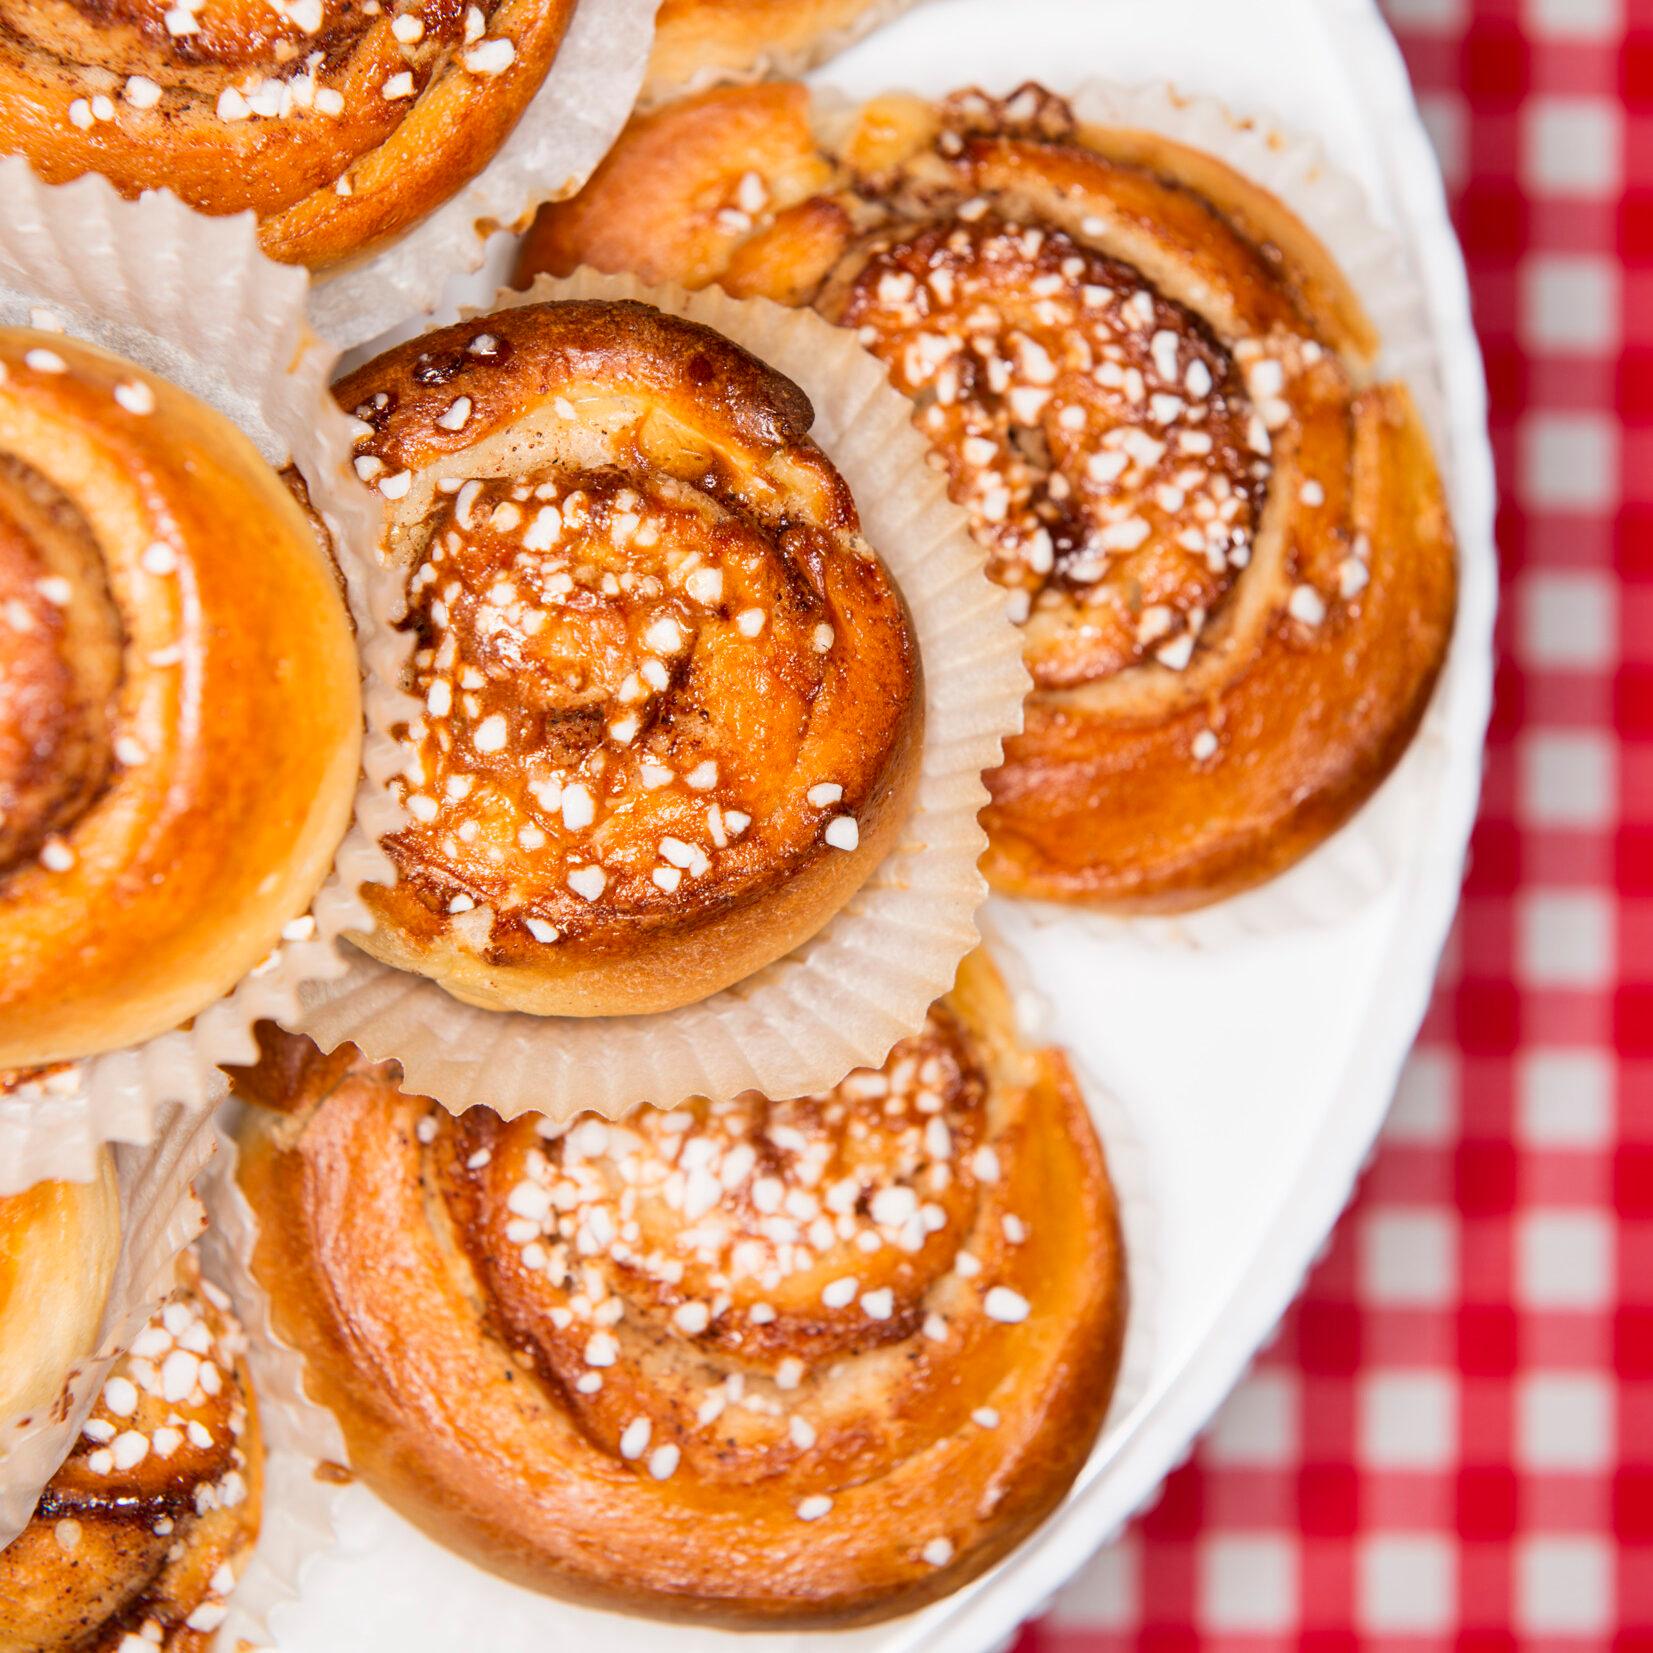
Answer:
[0,332,361,1069]
[230,948,1125,1624]
[0,0,577,272]
[518,82,1458,910]
[336,298,922,1017]
[0,1250,261,1653]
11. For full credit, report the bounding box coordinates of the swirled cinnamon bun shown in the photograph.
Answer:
[0,1250,261,1653]
[644,0,920,106]
[230,949,1125,1624]
[337,298,922,1017]
[0,332,360,1068]
[518,83,1458,910]
[0,0,577,271]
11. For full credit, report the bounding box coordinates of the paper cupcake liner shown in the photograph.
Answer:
[198,925,1159,1645]
[307,0,657,349]
[0,162,402,1194]
[642,0,928,107]
[289,270,1030,1121]
[1050,80,1455,948]
[0,1107,215,1547]
[196,1121,352,1653]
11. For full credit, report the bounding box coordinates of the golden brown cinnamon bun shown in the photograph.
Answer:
[644,0,920,105]
[230,949,1125,1624]
[0,1250,261,1653]
[0,1154,120,1434]
[336,298,922,1017]
[0,0,577,272]
[518,82,1458,910]
[0,331,361,1069]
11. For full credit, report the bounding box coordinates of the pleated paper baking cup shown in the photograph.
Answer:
[308,0,657,349]
[195,1123,352,1653]
[0,1107,214,1548]
[289,270,1030,1121]
[641,0,926,107]
[0,162,403,1193]
[1054,80,1455,947]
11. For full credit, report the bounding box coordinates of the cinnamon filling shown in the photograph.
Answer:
[0,455,122,876]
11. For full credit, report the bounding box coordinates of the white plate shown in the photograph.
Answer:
[268,0,1494,1646]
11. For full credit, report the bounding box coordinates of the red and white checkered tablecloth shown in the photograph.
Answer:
[1013,0,1649,1644]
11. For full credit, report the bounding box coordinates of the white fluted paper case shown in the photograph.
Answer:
[1056,80,1454,947]
[0,162,404,1193]
[0,1108,214,1548]
[306,0,657,348]
[196,1120,353,1653]
[289,269,1031,1122]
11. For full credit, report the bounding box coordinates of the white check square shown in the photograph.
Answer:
[1521,731,1615,827]
[1520,572,1615,669]
[1517,1372,1614,1470]
[1522,255,1620,352]
[1363,1211,1457,1306]
[1517,1210,1614,1309]
[1518,1049,1614,1147]
[1523,98,1622,195]
[1361,1536,1457,1632]
[1519,413,1619,511]
[1518,891,1614,988]
[1518,1537,1614,1633]
[1202,1537,1296,1631]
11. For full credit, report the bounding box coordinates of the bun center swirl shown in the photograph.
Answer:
[392,462,855,934]
[0,455,122,872]
[441,1007,992,1465]
[836,214,1269,690]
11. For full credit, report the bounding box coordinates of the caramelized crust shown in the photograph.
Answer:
[0,331,361,1068]
[337,299,922,1016]
[0,0,575,271]
[0,1155,119,1432]
[644,0,917,105]
[0,1253,262,1653]
[230,949,1125,1624]
[518,82,1458,910]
